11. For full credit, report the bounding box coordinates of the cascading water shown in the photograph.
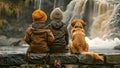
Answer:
[63,0,120,51]
[34,0,41,9]
[53,0,57,8]
[88,1,120,51]
[90,10,113,39]
[62,0,88,30]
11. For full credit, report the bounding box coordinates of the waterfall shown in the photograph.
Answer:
[63,0,120,49]
[34,0,41,9]
[103,4,120,39]
[62,0,88,38]
[89,0,118,39]
[53,0,56,8]
[39,0,41,9]
[63,0,88,28]
[90,10,113,39]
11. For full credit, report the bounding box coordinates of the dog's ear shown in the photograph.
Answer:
[71,20,77,27]
[80,20,86,27]
[71,19,86,27]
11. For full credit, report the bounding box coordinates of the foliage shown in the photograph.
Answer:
[0,0,32,18]
[12,22,23,28]
[0,19,8,28]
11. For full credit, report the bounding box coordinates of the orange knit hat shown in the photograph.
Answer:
[32,10,47,23]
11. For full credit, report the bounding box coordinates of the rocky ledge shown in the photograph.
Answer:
[0,53,120,68]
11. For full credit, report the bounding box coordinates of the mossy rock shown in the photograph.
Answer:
[0,19,8,28]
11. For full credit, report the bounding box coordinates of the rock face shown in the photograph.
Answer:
[0,53,104,66]
[0,54,27,65]
[0,53,120,68]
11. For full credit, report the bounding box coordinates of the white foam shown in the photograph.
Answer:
[21,44,29,46]
[86,37,120,49]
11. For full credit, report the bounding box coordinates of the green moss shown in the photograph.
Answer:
[8,8,14,16]
[0,0,33,18]
[0,19,8,28]
[12,22,23,28]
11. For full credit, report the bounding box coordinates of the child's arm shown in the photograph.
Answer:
[47,30,55,45]
[24,27,32,44]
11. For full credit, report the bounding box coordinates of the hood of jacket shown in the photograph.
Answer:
[50,20,64,29]
[50,8,63,20]
[31,23,48,34]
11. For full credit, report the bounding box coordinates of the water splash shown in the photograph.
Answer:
[86,37,120,49]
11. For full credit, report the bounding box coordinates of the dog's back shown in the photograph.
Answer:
[69,19,104,61]
[70,27,88,54]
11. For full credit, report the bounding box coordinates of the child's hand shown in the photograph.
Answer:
[26,52,30,60]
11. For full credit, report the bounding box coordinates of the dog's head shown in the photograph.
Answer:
[71,19,86,36]
[71,19,86,28]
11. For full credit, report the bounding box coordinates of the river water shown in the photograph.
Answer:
[0,44,119,54]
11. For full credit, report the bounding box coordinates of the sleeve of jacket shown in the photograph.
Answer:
[24,27,31,44]
[47,30,55,45]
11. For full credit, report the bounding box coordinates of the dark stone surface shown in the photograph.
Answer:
[79,65,111,68]
[0,53,104,65]
[106,54,120,64]
[0,54,27,65]
[29,53,104,64]
[114,45,120,50]
[29,53,49,64]
[77,54,104,64]
[0,53,120,66]
[114,65,120,68]
[49,54,78,64]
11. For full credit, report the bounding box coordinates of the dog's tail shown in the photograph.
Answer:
[81,52,104,61]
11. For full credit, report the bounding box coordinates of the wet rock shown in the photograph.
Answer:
[106,54,120,64]
[0,35,8,46]
[28,53,49,64]
[28,53,104,64]
[114,45,120,50]
[77,54,104,64]
[49,54,78,64]
[0,35,23,46]
[0,53,120,67]
[28,53,78,64]
[0,54,27,65]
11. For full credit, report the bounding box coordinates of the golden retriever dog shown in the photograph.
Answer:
[69,19,104,61]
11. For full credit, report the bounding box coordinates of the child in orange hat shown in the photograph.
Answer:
[24,9,55,59]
